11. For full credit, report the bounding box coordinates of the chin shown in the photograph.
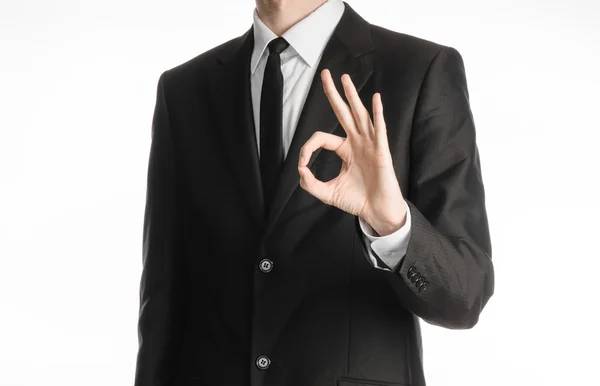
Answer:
[258,0,292,10]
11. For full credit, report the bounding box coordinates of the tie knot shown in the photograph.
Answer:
[268,37,289,55]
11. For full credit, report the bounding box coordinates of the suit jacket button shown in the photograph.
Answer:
[259,258,273,273]
[408,267,416,275]
[418,282,429,292]
[256,355,271,370]
[410,272,421,283]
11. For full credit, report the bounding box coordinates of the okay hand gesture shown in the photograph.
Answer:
[298,69,408,236]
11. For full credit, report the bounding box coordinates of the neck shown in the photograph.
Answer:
[255,0,328,35]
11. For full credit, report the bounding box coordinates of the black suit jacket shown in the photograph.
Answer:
[134,3,494,386]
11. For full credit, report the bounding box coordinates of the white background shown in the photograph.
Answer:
[1,0,599,385]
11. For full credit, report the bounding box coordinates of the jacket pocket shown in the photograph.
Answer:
[337,376,408,386]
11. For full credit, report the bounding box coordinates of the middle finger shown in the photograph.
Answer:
[342,74,373,138]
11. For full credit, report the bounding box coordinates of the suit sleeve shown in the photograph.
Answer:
[357,46,494,329]
[134,71,186,386]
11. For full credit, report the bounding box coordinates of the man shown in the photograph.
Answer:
[134,0,494,385]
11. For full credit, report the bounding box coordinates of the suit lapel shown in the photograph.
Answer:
[207,1,375,244]
[208,28,266,232]
[261,2,375,241]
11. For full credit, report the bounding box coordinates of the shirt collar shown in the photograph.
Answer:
[250,0,345,74]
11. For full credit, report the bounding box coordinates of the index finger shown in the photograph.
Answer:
[321,69,358,136]
[298,131,346,167]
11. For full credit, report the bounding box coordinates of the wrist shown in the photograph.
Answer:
[364,202,408,237]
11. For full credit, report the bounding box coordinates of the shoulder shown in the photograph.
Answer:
[369,23,463,68]
[159,31,248,93]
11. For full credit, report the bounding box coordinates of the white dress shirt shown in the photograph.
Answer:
[250,0,411,271]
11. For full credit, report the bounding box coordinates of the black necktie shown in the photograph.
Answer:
[260,37,290,217]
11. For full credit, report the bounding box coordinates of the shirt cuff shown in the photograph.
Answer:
[358,200,412,271]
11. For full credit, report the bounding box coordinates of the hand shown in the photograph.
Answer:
[297,69,407,236]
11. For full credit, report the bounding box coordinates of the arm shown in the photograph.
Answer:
[134,71,186,386]
[357,46,494,329]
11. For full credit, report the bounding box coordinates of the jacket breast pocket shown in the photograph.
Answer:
[337,376,408,386]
